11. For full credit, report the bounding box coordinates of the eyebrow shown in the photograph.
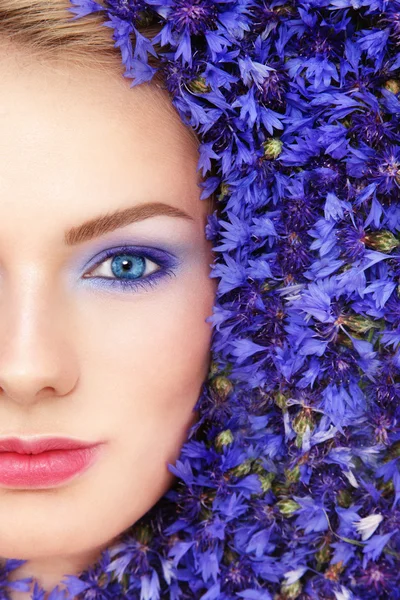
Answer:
[64,202,194,246]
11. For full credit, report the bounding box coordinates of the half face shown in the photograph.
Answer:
[0,46,216,563]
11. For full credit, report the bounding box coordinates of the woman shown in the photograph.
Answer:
[0,2,217,597]
[2,1,400,599]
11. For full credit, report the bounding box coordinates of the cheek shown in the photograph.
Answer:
[79,263,215,419]
[83,269,214,524]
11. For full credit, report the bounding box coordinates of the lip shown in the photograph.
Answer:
[0,436,104,489]
[0,436,100,454]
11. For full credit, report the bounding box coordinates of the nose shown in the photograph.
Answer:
[0,273,79,406]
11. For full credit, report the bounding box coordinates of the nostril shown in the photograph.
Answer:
[39,386,57,398]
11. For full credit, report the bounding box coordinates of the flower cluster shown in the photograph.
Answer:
[2,0,400,598]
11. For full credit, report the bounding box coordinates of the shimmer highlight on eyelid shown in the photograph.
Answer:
[82,244,181,274]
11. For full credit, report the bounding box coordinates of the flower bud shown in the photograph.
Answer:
[384,79,400,94]
[211,375,234,400]
[207,361,220,379]
[274,391,288,412]
[277,498,301,516]
[280,581,302,599]
[364,230,400,253]
[285,465,300,484]
[215,429,234,450]
[259,472,275,492]
[262,138,283,159]
[218,183,230,201]
[343,314,379,334]
[230,458,253,477]
[188,76,211,94]
[292,409,315,435]
[315,541,331,565]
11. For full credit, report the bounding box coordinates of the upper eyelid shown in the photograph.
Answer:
[81,244,180,273]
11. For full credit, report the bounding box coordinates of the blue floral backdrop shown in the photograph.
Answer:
[2,1,400,598]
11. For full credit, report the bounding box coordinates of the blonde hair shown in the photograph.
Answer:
[0,0,138,68]
[0,0,215,212]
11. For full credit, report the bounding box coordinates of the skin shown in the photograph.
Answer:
[0,45,216,597]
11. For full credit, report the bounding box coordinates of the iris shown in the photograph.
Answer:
[110,254,146,278]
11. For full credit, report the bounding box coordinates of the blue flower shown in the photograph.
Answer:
[362,530,397,564]
[357,27,390,71]
[292,495,330,534]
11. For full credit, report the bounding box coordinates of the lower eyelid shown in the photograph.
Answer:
[83,268,177,294]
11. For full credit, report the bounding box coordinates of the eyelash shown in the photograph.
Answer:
[82,246,177,293]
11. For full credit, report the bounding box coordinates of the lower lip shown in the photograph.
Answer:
[0,446,102,488]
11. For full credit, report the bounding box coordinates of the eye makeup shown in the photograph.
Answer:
[80,244,180,293]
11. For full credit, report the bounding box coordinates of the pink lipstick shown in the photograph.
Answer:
[0,437,104,488]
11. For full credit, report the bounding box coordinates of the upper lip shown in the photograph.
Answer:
[0,437,100,454]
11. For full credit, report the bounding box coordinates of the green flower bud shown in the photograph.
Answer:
[294,434,303,449]
[285,465,300,484]
[211,375,233,400]
[277,498,301,516]
[272,481,289,496]
[274,391,288,412]
[364,230,400,253]
[315,541,332,565]
[187,76,211,94]
[343,314,379,334]
[281,580,302,599]
[207,361,220,379]
[230,458,253,477]
[292,409,315,435]
[215,429,234,450]
[262,138,283,159]
[384,79,400,94]
[218,183,230,201]
[259,471,275,492]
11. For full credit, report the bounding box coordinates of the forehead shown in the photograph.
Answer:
[0,46,203,223]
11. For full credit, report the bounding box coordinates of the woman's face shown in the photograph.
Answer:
[0,47,216,564]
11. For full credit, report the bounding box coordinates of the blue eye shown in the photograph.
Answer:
[82,245,178,292]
